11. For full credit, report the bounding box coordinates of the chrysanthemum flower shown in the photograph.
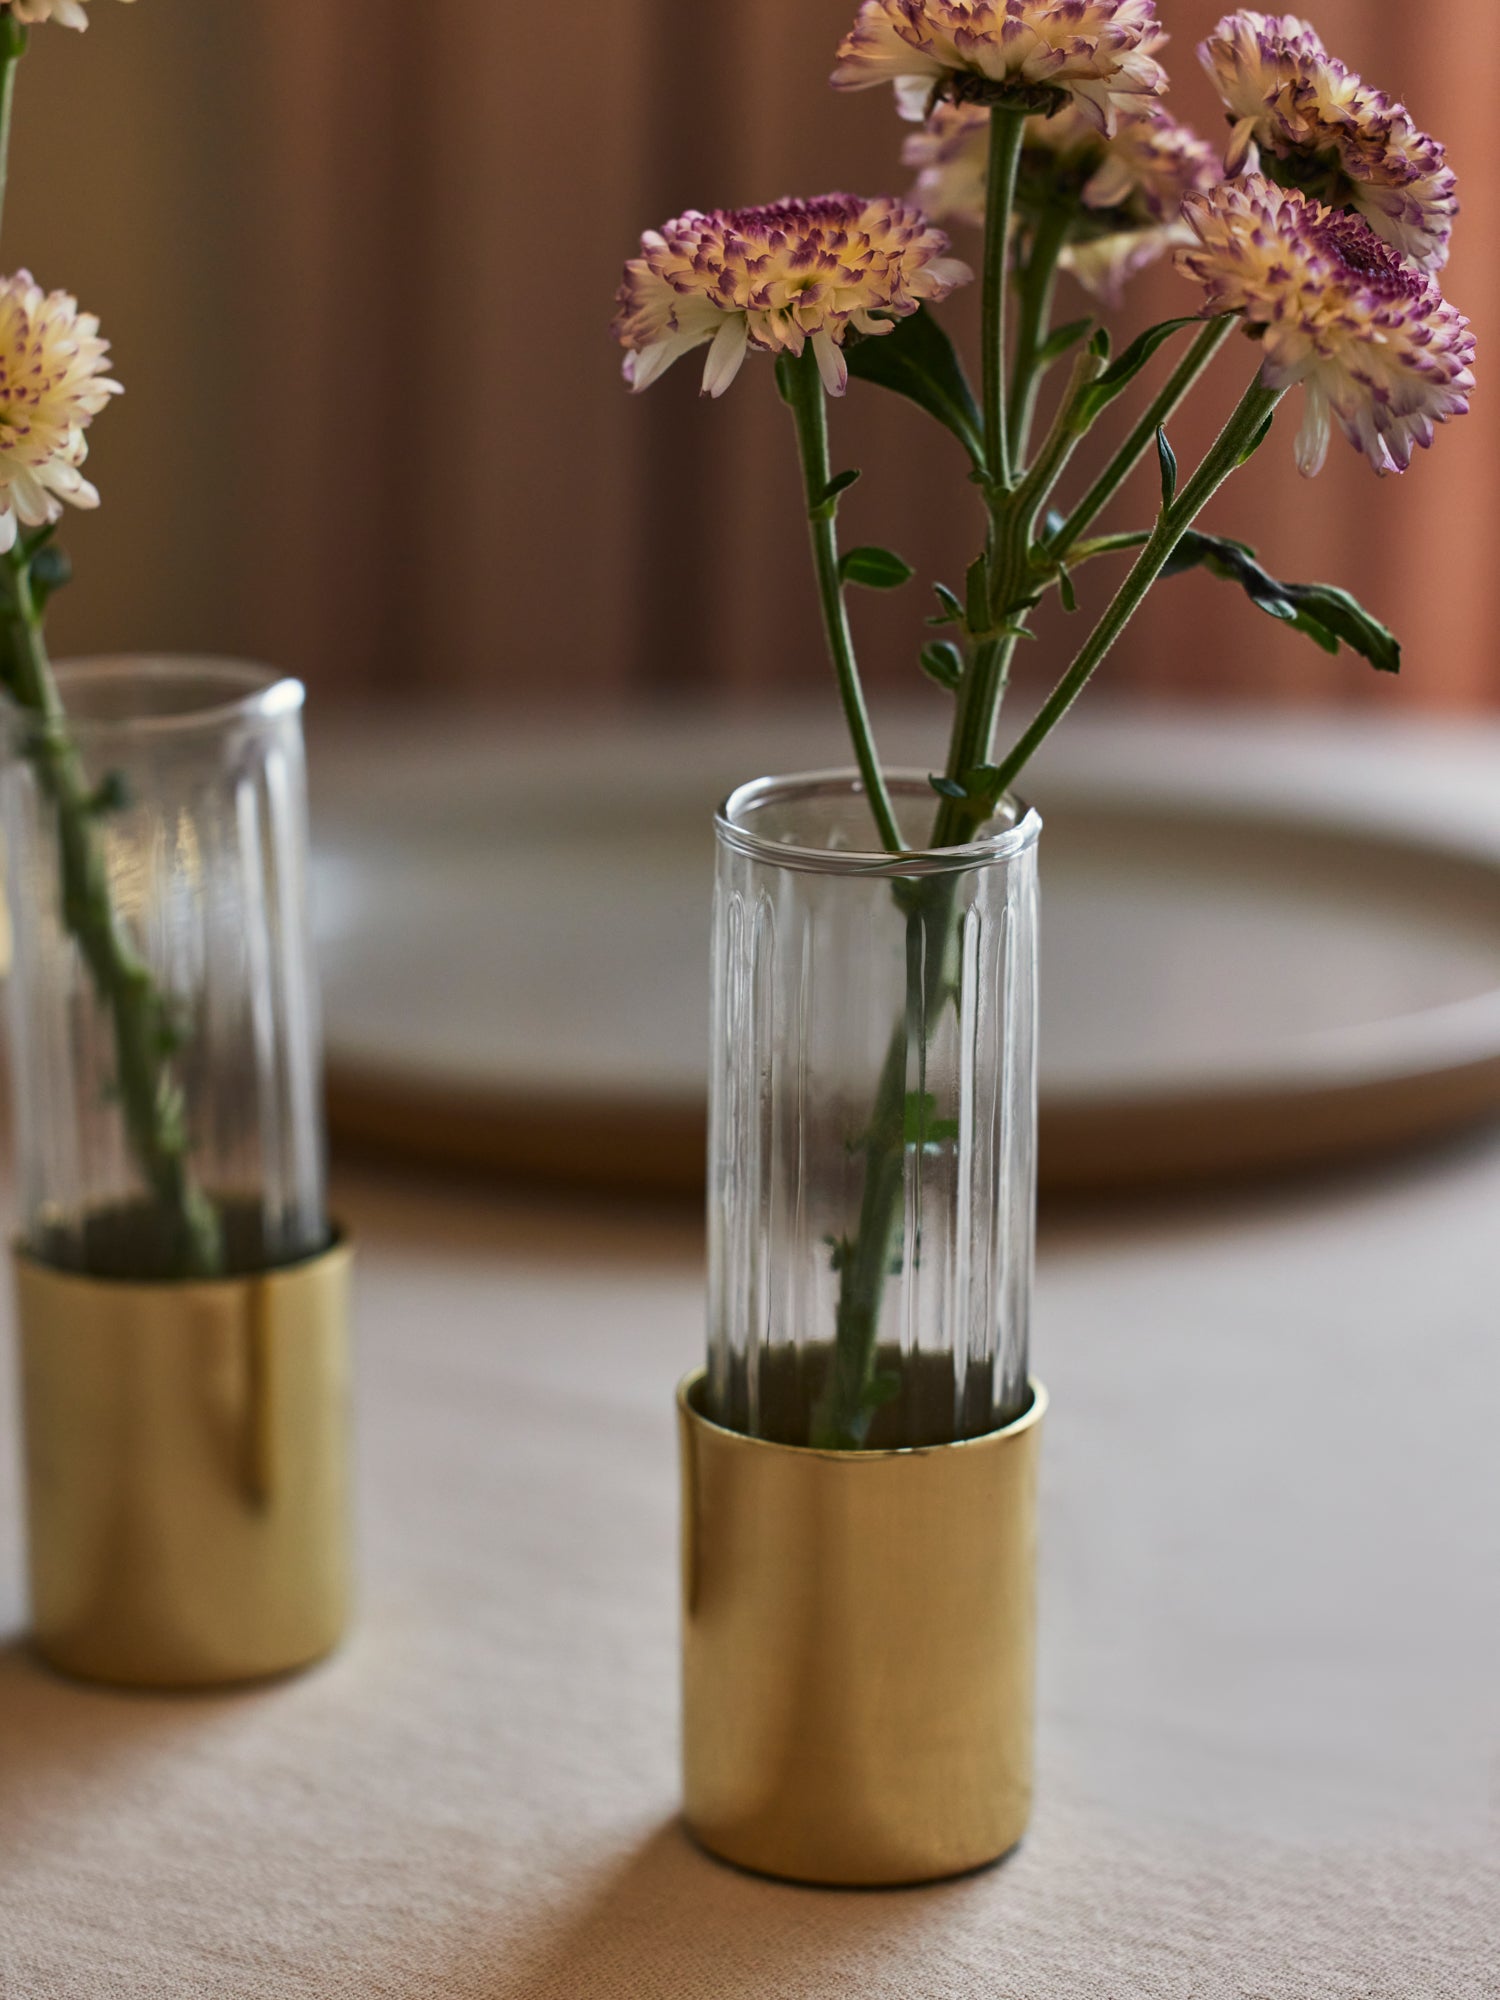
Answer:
[611,195,971,398]
[0,274,121,549]
[832,0,1167,133]
[1178,178,1474,477]
[1200,11,1457,272]
[906,96,1218,303]
[4,0,134,29]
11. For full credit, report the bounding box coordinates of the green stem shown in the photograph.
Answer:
[809,1024,909,1448]
[781,349,903,853]
[808,172,1084,1445]
[930,629,1019,849]
[1011,342,1103,549]
[927,354,1110,839]
[982,107,1027,493]
[808,235,1250,1447]
[1052,316,1235,558]
[924,350,1105,855]
[1006,201,1070,468]
[931,202,1086,853]
[0,16,25,246]
[933,154,1083,857]
[988,373,1283,800]
[808,864,965,1449]
[0,550,224,1276]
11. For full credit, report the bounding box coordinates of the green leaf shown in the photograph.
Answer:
[1057,564,1077,614]
[87,770,131,817]
[929,582,965,627]
[815,467,862,516]
[1036,316,1094,370]
[903,1091,960,1147]
[840,545,914,591]
[929,773,968,800]
[960,764,1006,813]
[1075,316,1203,427]
[1088,326,1111,361]
[29,541,73,612]
[1162,531,1400,673]
[844,306,986,468]
[1156,426,1178,510]
[1238,411,1276,465]
[920,641,964,692]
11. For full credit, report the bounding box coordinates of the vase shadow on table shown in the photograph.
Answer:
[494,1819,998,2000]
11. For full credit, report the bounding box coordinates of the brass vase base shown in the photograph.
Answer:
[16,1231,352,1689]
[679,1371,1045,1887]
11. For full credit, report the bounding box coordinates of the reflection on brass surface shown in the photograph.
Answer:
[16,1232,352,1688]
[679,1371,1045,1887]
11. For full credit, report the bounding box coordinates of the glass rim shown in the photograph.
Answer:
[7,655,306,740]
[716,768,1042,877]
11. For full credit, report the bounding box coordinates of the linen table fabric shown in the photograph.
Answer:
[1,1159,1497,1997]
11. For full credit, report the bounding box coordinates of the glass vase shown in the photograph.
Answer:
[1,657,327,1280]
[707,770,1040,1450]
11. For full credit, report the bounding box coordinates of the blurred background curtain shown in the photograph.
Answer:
[11,0,1498,712]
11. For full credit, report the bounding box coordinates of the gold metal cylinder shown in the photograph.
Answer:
[15,1233,352,1688]
[679,1373,1045,1887]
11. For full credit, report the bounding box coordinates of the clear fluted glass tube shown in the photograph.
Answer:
[1,658,327,1278]
[707,771,1040,1450]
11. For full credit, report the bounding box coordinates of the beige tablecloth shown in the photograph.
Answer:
[2,1149,1498,1997]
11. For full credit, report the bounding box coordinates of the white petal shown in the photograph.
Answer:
[1081,156,1135,212]
[894,74,937,122]
[918,256,973,295]
[700,316,749,399]
[812,329,848,398]
[1225,119,1259,178]
[1294,384,1331,479]
[0,507,16,554]
[1068,83,1114,137]
[625,334,694,393]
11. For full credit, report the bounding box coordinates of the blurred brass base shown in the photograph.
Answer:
[16,1232,352,1689]
[679,1372,1045,1887]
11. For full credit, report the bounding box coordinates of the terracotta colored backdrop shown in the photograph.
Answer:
[8,0,1496,712]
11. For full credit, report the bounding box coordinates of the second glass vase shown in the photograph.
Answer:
[1,656,327,1279]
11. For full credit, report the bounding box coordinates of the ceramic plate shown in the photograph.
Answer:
[312,710,1500,1193]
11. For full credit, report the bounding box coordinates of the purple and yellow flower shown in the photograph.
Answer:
[0,274,121,549]
[1200,11,1457,273]
[611,195,971,398]
[5,0,134,28]
[1178,177,1474,477]
[906,96,1219,303]
[832,0,1167,132]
